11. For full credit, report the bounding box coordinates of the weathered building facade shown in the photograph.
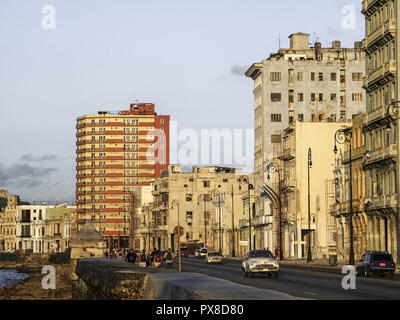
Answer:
[142,165,253,256]
[331,114,368,262]
[362,0,400,263]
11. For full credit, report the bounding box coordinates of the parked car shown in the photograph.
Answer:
[198,248,208,259]
[205,251,223,264]
[194,249,201,258]
[356,252,396,278]
[242,250,279,278]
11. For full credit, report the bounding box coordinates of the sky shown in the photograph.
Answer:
[0,0,364,203]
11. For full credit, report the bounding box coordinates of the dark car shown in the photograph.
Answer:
[356,252,396,278]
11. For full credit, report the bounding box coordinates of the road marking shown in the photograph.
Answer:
[303,291,317,296]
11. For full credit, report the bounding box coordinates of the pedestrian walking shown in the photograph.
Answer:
[164,248,173,269]
[126,249,137,264]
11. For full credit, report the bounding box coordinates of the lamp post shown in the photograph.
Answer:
[334,128,354,265]
[239,176,254,251]
[231,184,236,257]
[307,148,313,263]
[197,194,209,249]
[385,101,400,265]
[265,162,283,260]
[171,200,181,272]
[211,189,223,253]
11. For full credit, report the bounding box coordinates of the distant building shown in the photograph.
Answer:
[0,195,20,252]
[15,204,76,253]
[142,165,252,256]
[75,102,170,249]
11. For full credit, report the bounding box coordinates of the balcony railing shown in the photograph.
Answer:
[253,215,273,226]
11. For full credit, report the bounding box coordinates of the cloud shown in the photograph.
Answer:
[230,65,249,77]
[20,154,58,162]
[0,163,58,189]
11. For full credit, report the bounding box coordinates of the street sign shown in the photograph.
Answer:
[174,226,184,237]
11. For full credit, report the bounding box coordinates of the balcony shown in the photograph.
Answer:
[336,199,363,216]
[253,215,273,226]
[365,60,396,89]
[366,194,397,213]
[283,147,295,161]
[364,19,396,51]
[239,219,249,228]
[155,225,169,232]
[364,144,397,169]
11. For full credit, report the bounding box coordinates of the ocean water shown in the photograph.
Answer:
[0,269,29,288]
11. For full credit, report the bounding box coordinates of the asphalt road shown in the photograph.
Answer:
[171,257,400,300]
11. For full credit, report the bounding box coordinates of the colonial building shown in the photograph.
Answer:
[76,102,170,249]
[46,205,77,253]
[362,0,400,263]
[142,165,252,256]
[15,204,76,253]
[330,114,368,262]
[245,33,366,248]
[282,121,349,259]
[0,195,20,252]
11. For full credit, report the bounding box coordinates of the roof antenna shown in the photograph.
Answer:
[133,88,139,104]
[278,33,281,49]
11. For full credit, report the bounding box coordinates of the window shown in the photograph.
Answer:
[270,72,281,81]
[203,181,210,188]
[331,73,337,81]
[352,73,363,81]
[186,212,193,220]
[271,114,282,122]
[319,93,324,102]
[352,93,363,102]
[311,72,315,81]
[271,134,281,143]
[288,90,294,103]
[331,93,337,101]
[298,114,304,122]
[319,72,323,81]
[297,93,304,102]
[288,69,294,82]
[297,72,303,81]
[186,194,193,202]
[311,93,316,102]
[271,93,282,102]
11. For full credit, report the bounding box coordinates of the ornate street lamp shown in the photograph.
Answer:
[334,128,354,265]
[265,162,283,260]
[239,176,254,251]
[307,148,313,263]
